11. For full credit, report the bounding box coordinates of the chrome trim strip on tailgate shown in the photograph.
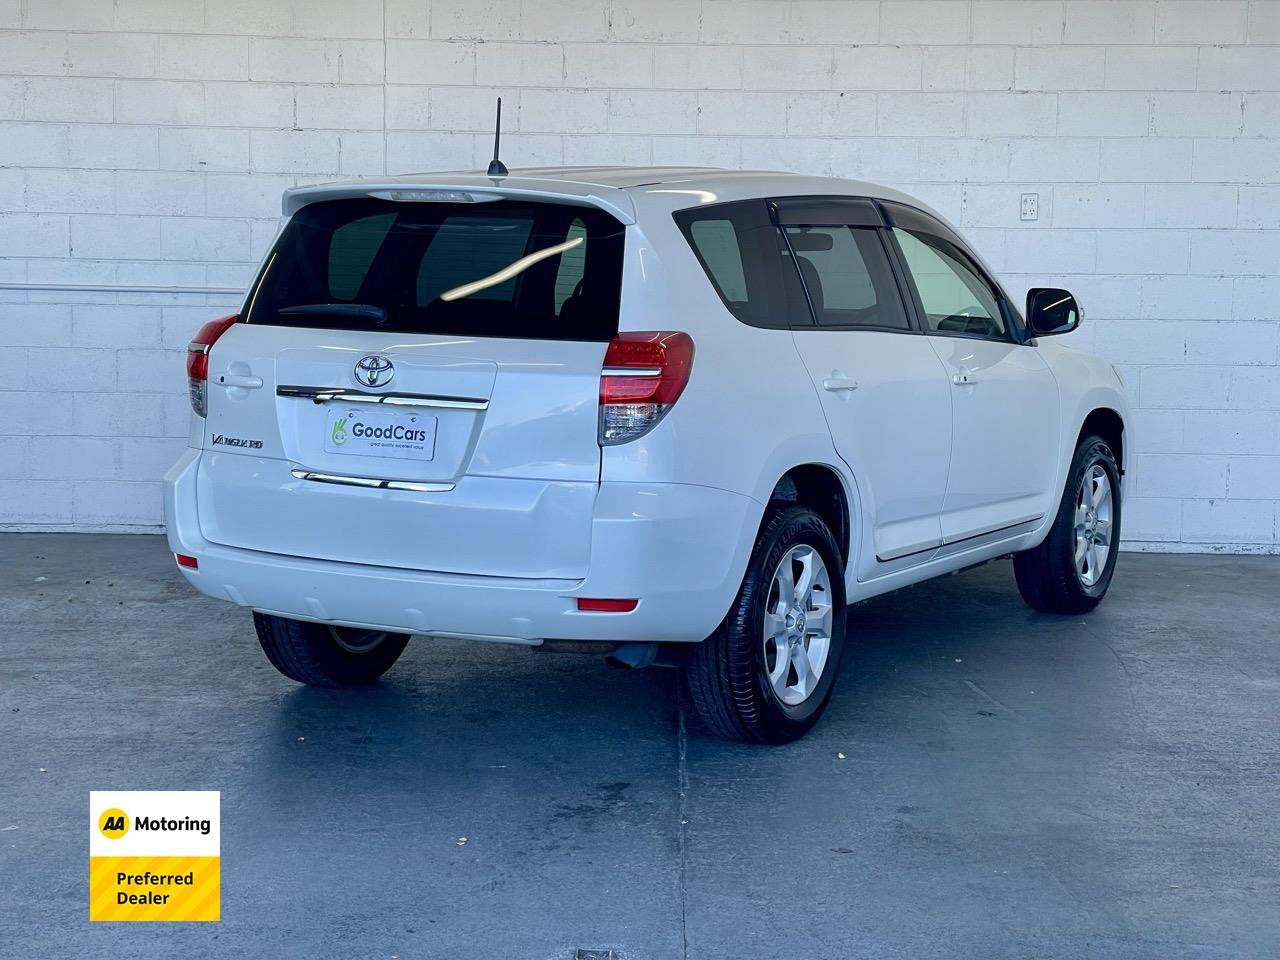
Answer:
[290,468,456,494]
[277,385,489,411]
[601,366,663,377]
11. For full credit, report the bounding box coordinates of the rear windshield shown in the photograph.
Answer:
[244,197,625,341]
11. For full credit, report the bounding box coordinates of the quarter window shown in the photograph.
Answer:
[893,228,1006,339]
[674,200,810,330]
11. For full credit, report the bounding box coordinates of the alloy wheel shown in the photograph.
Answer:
[1074,464,1114,587]
[762,545,834,706]
[329,627,391,654]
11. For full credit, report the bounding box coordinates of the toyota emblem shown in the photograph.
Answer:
[354,355,394,388]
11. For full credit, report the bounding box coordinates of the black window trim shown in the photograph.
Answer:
[877,199,1030,346]
[672,193,1030,343]
[770,195,885,229]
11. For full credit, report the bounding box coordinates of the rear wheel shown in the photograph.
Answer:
[686,505,847,744]
[252,612,410,687]
[1014,434,1121,614]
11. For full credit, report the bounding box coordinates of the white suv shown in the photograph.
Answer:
[165,167,1129,743]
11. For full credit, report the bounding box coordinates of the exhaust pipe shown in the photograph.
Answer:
[535,640,684,670]
[605,642,659,670]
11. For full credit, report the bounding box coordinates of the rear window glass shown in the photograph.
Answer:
[244,197,625,341]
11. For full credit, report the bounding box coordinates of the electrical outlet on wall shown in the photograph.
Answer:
[1020,193,1039,221]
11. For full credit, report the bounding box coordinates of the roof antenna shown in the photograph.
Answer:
[486,97,508,178]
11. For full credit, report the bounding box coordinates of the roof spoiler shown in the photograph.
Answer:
[282,180,637,224]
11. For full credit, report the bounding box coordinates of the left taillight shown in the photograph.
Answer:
[186,314,239,417]
[599,331,694,446]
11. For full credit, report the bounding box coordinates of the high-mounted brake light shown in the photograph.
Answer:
[186,314,239,417]
[598,332,694,446]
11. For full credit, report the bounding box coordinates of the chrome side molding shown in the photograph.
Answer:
[290,468,455,494]
[277,385,489,411]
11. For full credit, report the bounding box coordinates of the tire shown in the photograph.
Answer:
[252,612,410,687]
[686,505,848,744]
[1014,434,1122,614]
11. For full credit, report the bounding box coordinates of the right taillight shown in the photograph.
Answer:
[186,314,239,417]
[599,331,694,446]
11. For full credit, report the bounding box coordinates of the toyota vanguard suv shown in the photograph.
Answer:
[165,167,1128,743]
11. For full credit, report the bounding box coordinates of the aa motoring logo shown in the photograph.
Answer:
[97,808,211,839]
[98,808,129,840]
[89,791,221,922]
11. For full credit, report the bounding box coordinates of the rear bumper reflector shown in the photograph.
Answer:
[576,598,639,612]
[176,554,199,569]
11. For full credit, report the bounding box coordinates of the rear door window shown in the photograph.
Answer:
[783,225,910,331]
[245,198,625,341]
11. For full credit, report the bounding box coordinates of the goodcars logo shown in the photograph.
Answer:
[349,421,430,442]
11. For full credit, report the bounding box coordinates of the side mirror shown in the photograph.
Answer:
[1026,288,1081,336]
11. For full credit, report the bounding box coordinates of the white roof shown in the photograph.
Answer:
[282,166,940,226]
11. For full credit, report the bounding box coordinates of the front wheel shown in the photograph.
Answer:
[686,505,848,744]
[253,613,410,687]
[1014,434,1122,614]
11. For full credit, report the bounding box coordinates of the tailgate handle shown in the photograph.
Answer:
[277,385,488,411]
[822,377,859,392]
[217,373,264,389]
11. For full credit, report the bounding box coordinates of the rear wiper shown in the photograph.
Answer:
[278,303,388,324]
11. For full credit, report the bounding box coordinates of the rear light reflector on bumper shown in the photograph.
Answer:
[598,331,694,445]
[175,554,199,569]
[576,598,639,612]
[186,314,239,417]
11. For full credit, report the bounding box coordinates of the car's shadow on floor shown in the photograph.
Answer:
[239,557,1084,793]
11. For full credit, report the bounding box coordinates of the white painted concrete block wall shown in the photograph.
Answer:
[1,0,1277,550]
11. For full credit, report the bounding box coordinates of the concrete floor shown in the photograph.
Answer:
[1,534,1277,959]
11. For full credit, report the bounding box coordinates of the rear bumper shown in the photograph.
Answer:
[163,449,760,644]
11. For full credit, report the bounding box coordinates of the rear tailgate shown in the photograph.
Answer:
[195,194,624,577]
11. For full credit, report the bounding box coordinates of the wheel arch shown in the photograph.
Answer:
[766,463,852,567]
[1078,406,1125,474]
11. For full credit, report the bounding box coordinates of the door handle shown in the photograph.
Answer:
[216,373,263,389]
[822,378,859,392]
[951,371,978,386]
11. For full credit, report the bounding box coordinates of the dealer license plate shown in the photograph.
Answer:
[323,406,437,460]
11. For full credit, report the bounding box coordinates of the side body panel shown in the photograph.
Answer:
[618,187,1131,609]
[927,336,1060,545]
[790,331,952,573]
[601,211,841,516]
